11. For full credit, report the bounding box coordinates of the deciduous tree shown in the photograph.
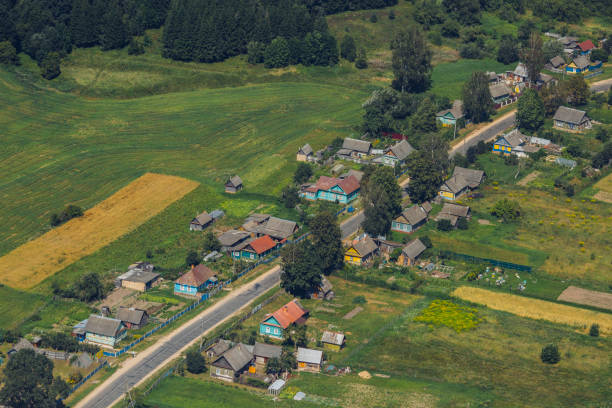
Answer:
[309,211,343,275]
[391,26,432,93]
[280,241,322,298]
[0,41,18,65]
[362,166,402,236]
[294,162,313,184]
[522,33,545,84]
[340,35,356,61]
[516,88,545,131]
[497,35,519,65]
[264,37,290,68]
[185,350,206,374]
[462,71,494,123]
[564,75,589,106]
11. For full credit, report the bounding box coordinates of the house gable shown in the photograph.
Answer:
[345,247,360,257]
[212,356,234,370]
[329,185,345,194]
[262,315,281,327]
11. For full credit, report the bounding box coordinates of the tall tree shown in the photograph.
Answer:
[340,35,356,61]
[264,36,290,68]
[390,26,432,93]
[516,88,545,131]
[0,40,18,65]
[0,349,64,408]
[411,97,437,132]
[280,241,322,298]
[442,0,481,25]
[462,71,494,123]
[70,0,100,47]
[497,35,519,65]
[564,75,589,106]
[540,82,566,115]
[99,0,128,50]
[407,151,445,203]
[309,211,343,275]
[522,33,545,84]
[362,166,402,236]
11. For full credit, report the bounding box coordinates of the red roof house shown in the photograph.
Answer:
[300,175,360,203]
[259,299,309,338]
[240,235,278,260]
[578,40,595,53]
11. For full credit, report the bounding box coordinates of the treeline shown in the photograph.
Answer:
[303,0,397,14]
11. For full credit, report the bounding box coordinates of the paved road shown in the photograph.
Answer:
[78,268,282,408]
[590,78,612,93]
[450,112,517,157]
[340,211,365,239]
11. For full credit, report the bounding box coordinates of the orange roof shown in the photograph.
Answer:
[175,264,216,286]
[265,299,308,329]
[247,235,277,255]
[578,40,595,51]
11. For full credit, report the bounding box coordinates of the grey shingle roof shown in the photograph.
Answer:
[192,212,212,226]
[218,230,250,246]
[297,347,323,364]
[402,239,426,260]
[572,56,590,70]
[397,205,427,226]
[227,176,242,187]
[215,343,253,371]
[321,331,344,346]
[439,203,470,218]
[352,236,378,257]
[387,140,416,161]
[489,83,511,99]
[513,62,528,78]
[299,144,313,156]
[85,315,123,337]
[550,56,565,68]
[441,175,470,194]
[253,342,282,359]
[118,269,159,284]
[452,167,484,188]
[342,138,371,153]
[553,106,588,125]
[207,339,231,356]
[257,217,297,240]
[116,308,147,325]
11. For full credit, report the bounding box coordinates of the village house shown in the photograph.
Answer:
[439,167,485,200]
[435,100,465,128]
[242,215,298,241]
[232,234,279,261]
[218,229,251,253]
[300,175,360,203]
[436,203,471,227]
[566,55,602,74]
[553,106,592,131]
[391,202,431,234]
[578,39,595,55]
[253,342,282,371]
[259,299,308,339]
[489,83,512,104]
[548,55,566,71]
[210,343,253,382]
[506,63,529,83]
[84,315,127,347]
[225,176,243,193]
[344,235,379,266]
[115,263,159,292]
[336,138,372,160]
[206,339,231,361]
[321,331,345,352]
[492,128,541,157]
[174,264,218,297]
[297,347,323,372]
[397,238,427,266]
[189,211,213,231]
[296,144,314,162]
[559,36,579,53]
[116,307,148,330]
[382,139,416,167]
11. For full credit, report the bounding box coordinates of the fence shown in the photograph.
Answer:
[140,289,284,398]
[437,250,532,272]
[102,232,310,358]
[62,360,109,400]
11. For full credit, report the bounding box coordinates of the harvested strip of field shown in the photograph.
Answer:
[593,191,612,203]
[517,171,539,186]
[0,173,198,289]
[452,286,612,336]
[557,286,612,311]
[343,306,363,320]
[593,173,612,203]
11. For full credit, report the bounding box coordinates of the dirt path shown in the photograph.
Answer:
[517,171,540,186]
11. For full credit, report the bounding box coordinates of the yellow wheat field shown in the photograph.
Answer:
[0,173,199,289]
[452,287,612,336]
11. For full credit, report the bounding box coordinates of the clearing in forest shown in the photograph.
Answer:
[452,286,612,336]
[0,173,198,289]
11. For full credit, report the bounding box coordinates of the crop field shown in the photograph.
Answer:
[593,171,612,203]
[453,286,612,336]
[0,173,198,289]
[557,286,612,311]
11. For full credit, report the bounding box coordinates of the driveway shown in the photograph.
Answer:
[590,78,612,93]
[450,110,517,157]
[76,266,282,408]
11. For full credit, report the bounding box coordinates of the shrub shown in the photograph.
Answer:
[352,295,367,304]
[50,204,84,227]
[185,350,206,374]
[437,219,453,231]
[370,14,378,23]
[456,217,468,230]
[389,248,402,262]
[419,235,432,248]
[185,251,199,266]
[441,21,460,38]
[540,344,560,364]
[127,38,145,55]
[40,52,61,80]
[459,43,482,59]
[355,48,368,69]
[388,10,395,20]
[490,199,521,222]
[0,41,19,65]
[589,323,600,337]
[246,378,268,388]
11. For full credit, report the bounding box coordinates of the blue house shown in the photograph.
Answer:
[382,139,416,167]
[259,299,308,339]
[84,315,127,347]
[391,203,431,233]
[492,128,528,156]
[566,56,591,74]
[435,100,465,127]
[231,235,279,261]
[300,175,360,203]
[174,264,218,297]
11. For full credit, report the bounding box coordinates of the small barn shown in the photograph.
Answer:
[297,347,323,372]
[297,144,314,162]
[253,342,282,368]
[116,307,149,329]
[225,176,243,193]
[398,238,427,266]
[190,212,213,231]
[218,230,250,253]
[436,203,471,227]
[117,269,160,292]
[321,331,345,352]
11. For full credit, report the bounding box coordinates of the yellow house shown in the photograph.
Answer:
[344,236,378,266]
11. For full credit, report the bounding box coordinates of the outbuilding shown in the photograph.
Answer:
[321,331,345,352]
[297,347,323,372]
[225,176,243,193]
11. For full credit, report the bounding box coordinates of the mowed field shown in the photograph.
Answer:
[0,69,366,260]
[453,287,612,336]
[593,172,612,203]
[0,173,198,289]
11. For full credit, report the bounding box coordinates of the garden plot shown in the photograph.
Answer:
[558,286,612,311]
